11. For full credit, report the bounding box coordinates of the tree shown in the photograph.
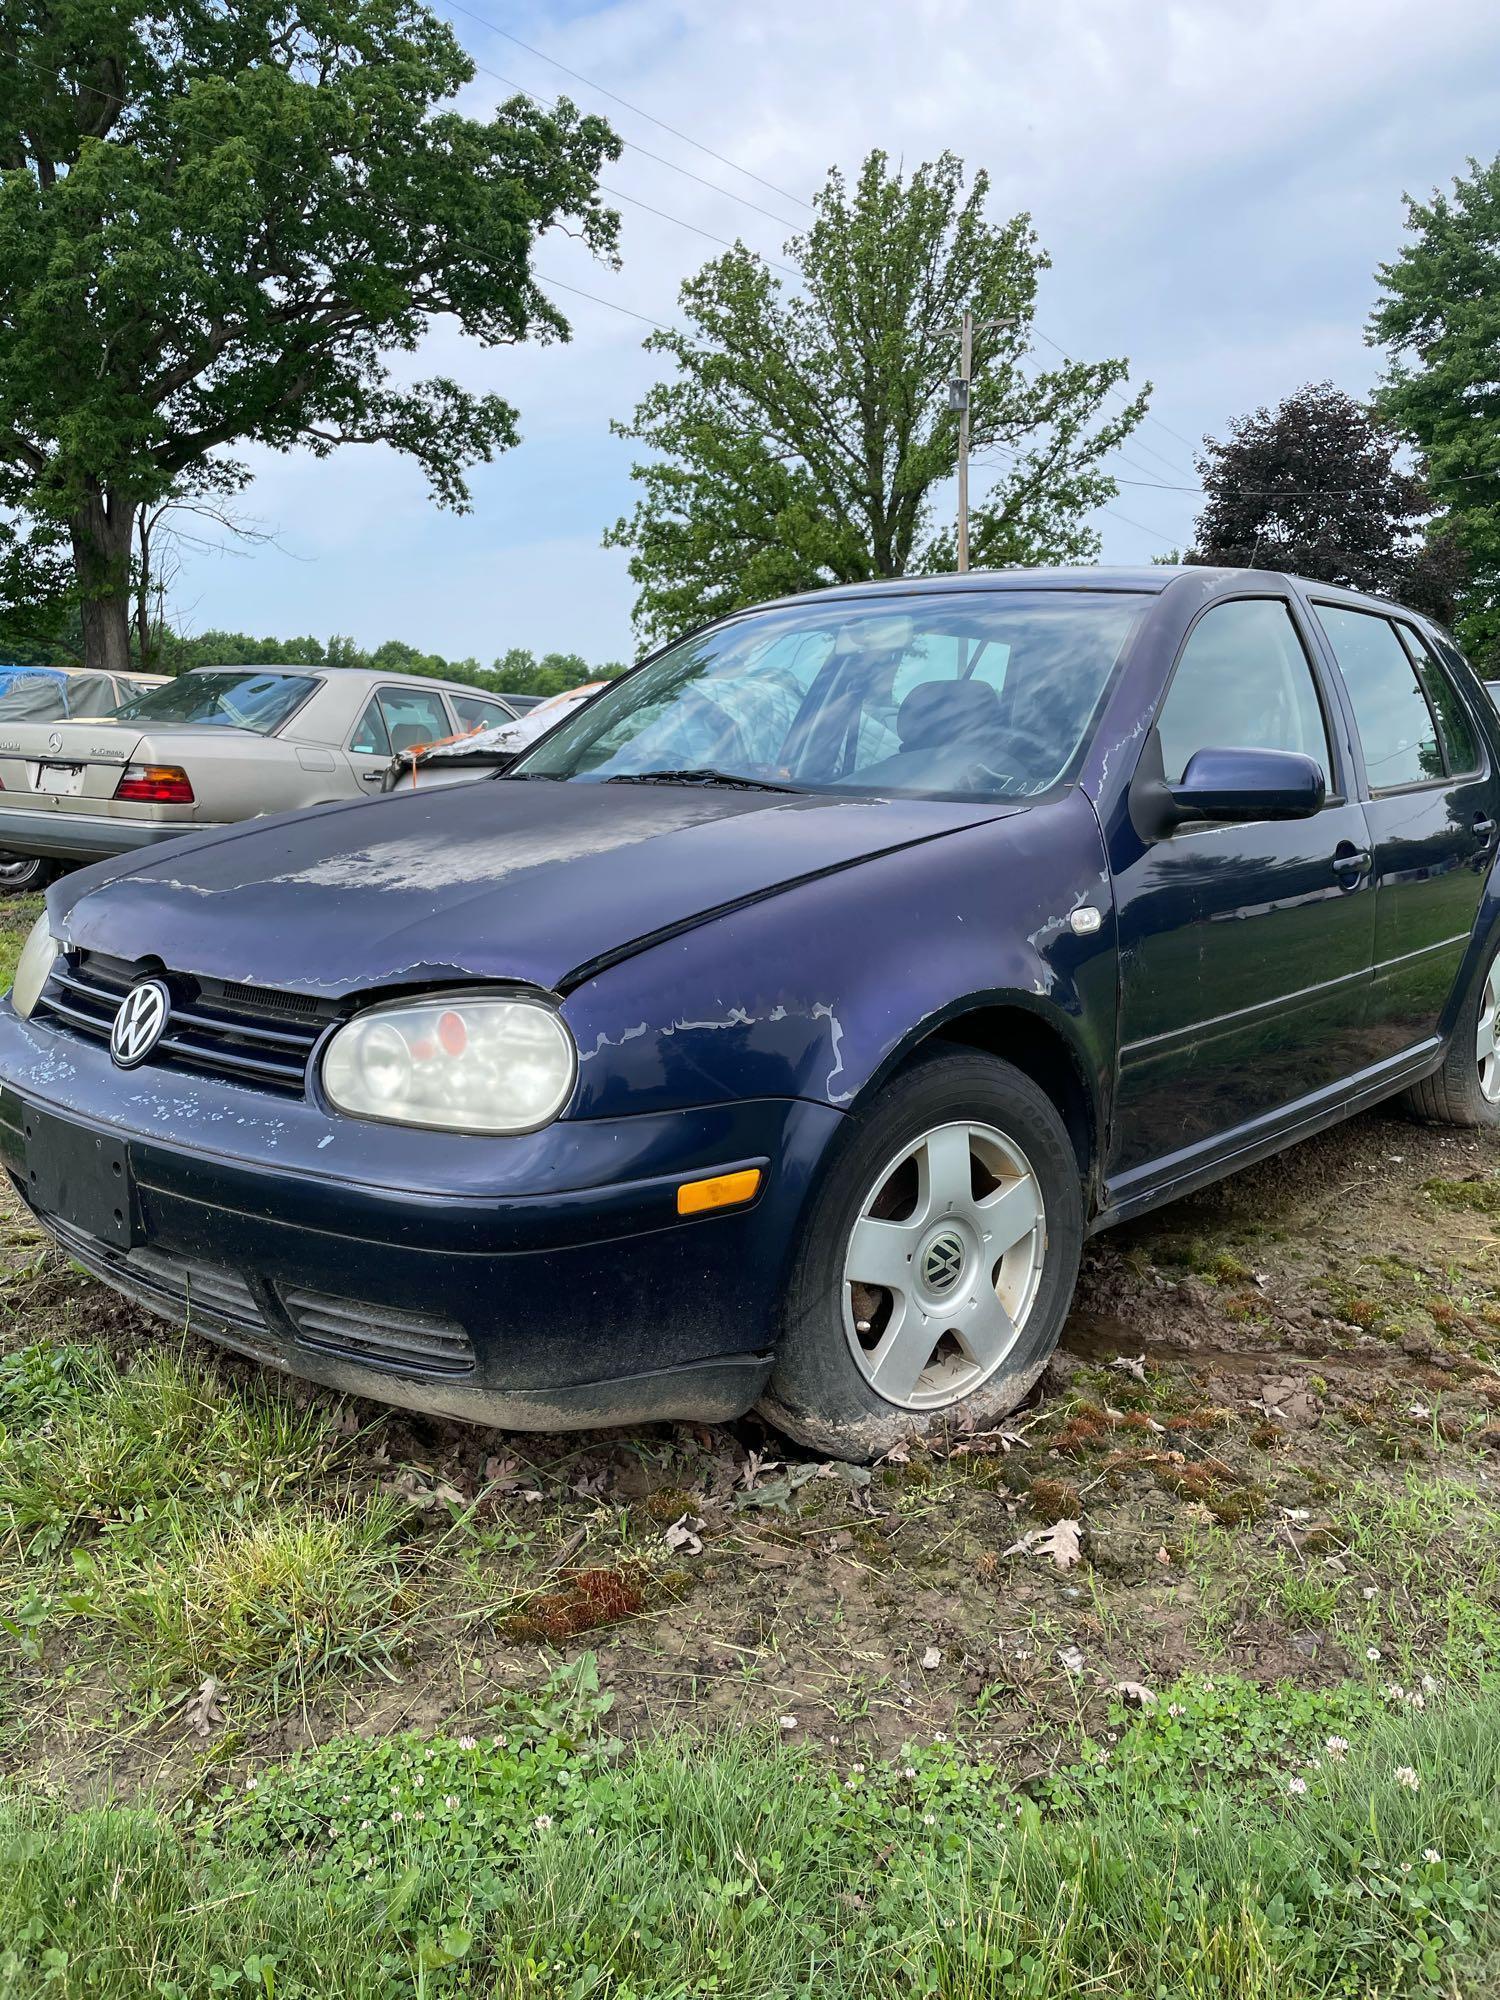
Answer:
[0,0,621,673]
[487,647,625,696]
[605,150,1148,643]
[1188,383,1463,617]
[0,514,79,661]
[1369,156,1500,669]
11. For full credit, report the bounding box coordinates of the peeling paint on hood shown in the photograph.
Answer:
[51,778,1027,998]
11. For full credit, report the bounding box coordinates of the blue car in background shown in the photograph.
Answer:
[0,568,1496,1457]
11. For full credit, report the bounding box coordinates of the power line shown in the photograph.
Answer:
[597,180,799,278]
[440,0,813,215]
[534,271,673,331]
[1036,327,1201,453]
[1031,327,1200,475]
[453,47,802,235]
[1096,500,1180,547]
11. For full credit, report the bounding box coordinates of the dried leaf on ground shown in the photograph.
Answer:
[182,1676,223,1737]
[664,1513,705,1555]
[1110,1354,1148,1382]
[732,1462,820,1512]
[921,1645,943,1670]
[739,1450,782,1491]
[1114,1680,1157,1708]
[1004,1518,1082,1571]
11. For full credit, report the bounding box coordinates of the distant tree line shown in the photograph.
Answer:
[136,631,628,697]
[0,606,626,699]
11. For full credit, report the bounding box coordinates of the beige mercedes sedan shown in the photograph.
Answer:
[0,665,523,882]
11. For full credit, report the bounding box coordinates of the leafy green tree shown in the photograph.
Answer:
[1188,383,1464,617]
[151,627,327,672]
[0,0,620,674]
[143,626,625,692]
[605,150,1148,642]
[1369,155,1500,668]
[0,516,79,662]
[487,647,624,696]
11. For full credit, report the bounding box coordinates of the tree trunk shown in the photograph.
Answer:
[69,488,137,674]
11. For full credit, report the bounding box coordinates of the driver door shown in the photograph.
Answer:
[1108,594,1377,1192]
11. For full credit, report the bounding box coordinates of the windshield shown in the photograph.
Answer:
[516,592,1145,801]
[110,670,317,734]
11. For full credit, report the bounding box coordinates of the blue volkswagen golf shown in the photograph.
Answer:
[2,567,1496,1457]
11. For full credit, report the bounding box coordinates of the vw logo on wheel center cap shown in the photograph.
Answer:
[110,978,171,1068]
[921,1229,966,1295]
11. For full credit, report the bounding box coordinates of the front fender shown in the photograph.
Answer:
[560,790,1118,1129]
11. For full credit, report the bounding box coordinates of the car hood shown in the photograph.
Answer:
[53,777,1026,996]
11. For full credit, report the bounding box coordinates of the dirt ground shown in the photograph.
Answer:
[2,1094,1498,1800]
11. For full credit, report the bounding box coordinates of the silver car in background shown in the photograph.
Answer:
[0,667,170,889]
[0,666,524,882]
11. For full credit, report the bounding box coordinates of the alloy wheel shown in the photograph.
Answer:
[1478,955,1500,1104]
[841,1119,1046,1411]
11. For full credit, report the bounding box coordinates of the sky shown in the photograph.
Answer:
[171,0,1500,666]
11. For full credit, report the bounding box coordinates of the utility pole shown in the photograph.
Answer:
[953,310,973,573]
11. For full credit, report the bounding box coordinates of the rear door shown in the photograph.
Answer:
[344,684,454,791]
[451,693,516,732]
[1309,601,1499,1060]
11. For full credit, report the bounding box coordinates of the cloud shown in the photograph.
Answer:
[171,0,1500,657]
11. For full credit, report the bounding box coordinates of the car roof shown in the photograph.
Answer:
[751,565,1436,623]
[182,665,501,697]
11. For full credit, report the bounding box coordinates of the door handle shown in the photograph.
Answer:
[1472,815,1496,842]
[359,771,383,785]
[1332,847,1371,879]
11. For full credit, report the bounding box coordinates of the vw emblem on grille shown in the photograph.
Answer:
[110,978,171,1068]
[922,1231,965,1295]
[46,730,63,755]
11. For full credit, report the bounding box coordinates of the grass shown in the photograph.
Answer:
[1,977,1499,1992]
[0,1663,1494,1997]
[0,892,42,993]
[0,1342,422,1704]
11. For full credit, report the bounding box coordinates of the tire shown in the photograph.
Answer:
[0,852,53,896]
[759,1046,1084,1460]
[1403,934,1500,1128]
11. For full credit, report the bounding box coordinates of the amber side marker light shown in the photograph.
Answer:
[676,1167,763,1216]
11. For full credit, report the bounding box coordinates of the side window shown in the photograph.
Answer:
[451,693,510,731]
[1396,625,1480,777]
[377,686,450,754]
[349,696,392,757]
[1314,606,1442,790]
[1156,599,1332,786]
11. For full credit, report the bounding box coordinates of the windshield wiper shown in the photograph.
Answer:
[604,767,800,793]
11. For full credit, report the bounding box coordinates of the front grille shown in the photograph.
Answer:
[37,1209,278,1357]
[34,950,335,1095]
[282,1286,475,1376]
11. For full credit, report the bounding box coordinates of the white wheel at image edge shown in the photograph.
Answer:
[1404,937,1500,1128]
[761,1047,1083,1458]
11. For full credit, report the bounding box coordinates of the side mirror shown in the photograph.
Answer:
[1167,747,1326,826]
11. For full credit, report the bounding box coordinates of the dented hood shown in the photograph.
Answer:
[52,776,1023,996]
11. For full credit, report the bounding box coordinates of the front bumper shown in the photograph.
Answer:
[0,1005,844,1429]
[0,806,223,863]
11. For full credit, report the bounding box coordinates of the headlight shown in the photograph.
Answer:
[10,915,59,1021]
[321,992,576,1134]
